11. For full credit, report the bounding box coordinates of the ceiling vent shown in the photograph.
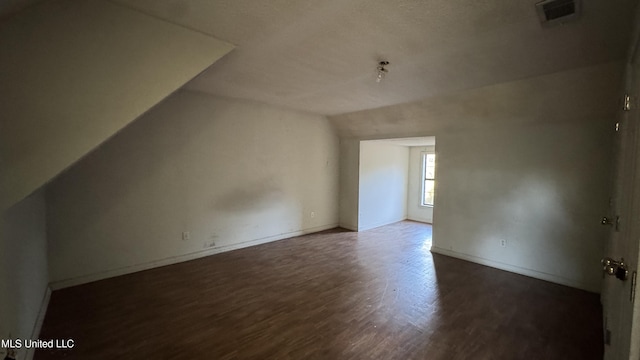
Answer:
[536,0,580,26]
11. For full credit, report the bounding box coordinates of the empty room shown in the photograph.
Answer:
[2,0,640,359]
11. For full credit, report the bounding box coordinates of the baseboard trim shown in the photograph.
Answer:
[430,246,599,293]
[338,223,358,231]
[406,216,432,224]
[50,224,338,290]
[358,217,407,232]
[25,286,51,360]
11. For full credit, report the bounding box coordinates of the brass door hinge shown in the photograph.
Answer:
[624,94,631,111]
[631,271,637,303]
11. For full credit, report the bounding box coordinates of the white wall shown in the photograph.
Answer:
[407,146,435,223]
[432,121,611,292]
[358,142,409,231]
[0,190,49,360]
[0,0,233,212]
[331,62,622,292]
[339,139,360,231]
[46,91,339,287]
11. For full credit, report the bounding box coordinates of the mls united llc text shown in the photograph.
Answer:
[1,339,74,349]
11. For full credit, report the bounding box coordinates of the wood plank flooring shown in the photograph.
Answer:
[36,221,603,359]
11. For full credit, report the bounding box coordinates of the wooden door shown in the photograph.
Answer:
[603,47,640,360]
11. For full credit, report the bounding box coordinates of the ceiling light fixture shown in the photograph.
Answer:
[376,61,389,83]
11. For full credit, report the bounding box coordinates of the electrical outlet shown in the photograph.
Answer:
[310,211,315,218]
[500,239,507,248]
[182,231,190,241]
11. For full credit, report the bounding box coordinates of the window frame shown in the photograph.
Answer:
[420,151,436,207]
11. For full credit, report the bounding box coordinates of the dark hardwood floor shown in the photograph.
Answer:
[36,221,602,359]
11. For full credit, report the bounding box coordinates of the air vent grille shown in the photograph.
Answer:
[536,0,580,25]
[542,0,575,20]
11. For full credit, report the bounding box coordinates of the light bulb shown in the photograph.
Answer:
[375,61,389,83]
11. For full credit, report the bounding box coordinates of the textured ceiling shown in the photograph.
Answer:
[112,0,639,115]
[0,0,42,19]
[329,61,623,139]
[3,0,638,115]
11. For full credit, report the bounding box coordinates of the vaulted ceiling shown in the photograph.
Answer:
[111,0,639,115]
[1,0,638,211]
[0,0,234,211]
[2,0,638,116]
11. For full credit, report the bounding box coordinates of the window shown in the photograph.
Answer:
[422,153,436,206]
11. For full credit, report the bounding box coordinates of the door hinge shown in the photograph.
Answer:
[623,94,631,111]
[631,271,637,303]
[601,216,620,231]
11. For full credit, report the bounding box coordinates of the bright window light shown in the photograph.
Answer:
[422,153,436,206]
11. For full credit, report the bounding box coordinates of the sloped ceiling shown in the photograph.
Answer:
[329,61,623,139]
[113,0,639,115]
[0,0,234,212]
[1,0,637,211]
[0,0,42,19]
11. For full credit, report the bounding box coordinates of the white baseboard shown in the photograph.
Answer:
[430,246,599,293]
[338,223,358,231]
[50,224,338,290]
[25,286,51,360]
[406,216,432,224]
[358,217,407,232]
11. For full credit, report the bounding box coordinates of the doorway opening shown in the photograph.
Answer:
[357,136,436,234]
